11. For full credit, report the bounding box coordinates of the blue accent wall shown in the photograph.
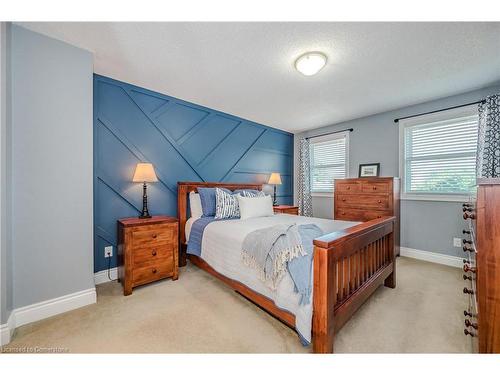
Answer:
[94,75,293,272]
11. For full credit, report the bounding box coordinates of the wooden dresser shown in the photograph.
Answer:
[334,177,400,255]
[462,178,500,353]
[273,205,299,215]
[118,216,178,296]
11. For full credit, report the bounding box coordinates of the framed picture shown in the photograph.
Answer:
[358,163,380,177]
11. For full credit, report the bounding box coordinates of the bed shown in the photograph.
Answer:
[177,181,396,353]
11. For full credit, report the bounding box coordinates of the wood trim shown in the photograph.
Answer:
[312,217,396,353]
[177,181,262,266]
[313,216,395,250]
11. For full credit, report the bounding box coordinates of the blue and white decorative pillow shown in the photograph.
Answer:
[239,189,266,198]
[215,188,241,219]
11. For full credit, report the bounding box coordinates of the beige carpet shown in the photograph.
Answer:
[2,257,470,353]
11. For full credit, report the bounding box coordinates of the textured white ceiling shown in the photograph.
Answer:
[17,22,500,133]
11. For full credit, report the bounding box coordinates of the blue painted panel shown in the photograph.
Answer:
[198,123,265,181]
[180,114,241,165]
[94,74,294,272]
[155,102,209,141]
[252,129,293,155]
[130,90,168,114]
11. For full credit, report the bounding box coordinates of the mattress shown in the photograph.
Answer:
[185,217,196,241]
[196,213,358,344]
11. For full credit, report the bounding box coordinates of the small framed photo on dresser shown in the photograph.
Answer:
[358,163,380,177]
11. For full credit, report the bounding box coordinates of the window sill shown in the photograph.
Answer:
[311,192,333,198]
[401,194,470,203]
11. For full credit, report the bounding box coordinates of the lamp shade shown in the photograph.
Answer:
[268,172,282,185]
[132,163,158,183]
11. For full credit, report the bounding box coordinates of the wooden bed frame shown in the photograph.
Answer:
[177,181,396,353]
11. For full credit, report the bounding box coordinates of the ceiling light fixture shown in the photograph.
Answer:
[294,52,327,76]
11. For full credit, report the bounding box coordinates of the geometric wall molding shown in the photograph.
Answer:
[94,75,293,272]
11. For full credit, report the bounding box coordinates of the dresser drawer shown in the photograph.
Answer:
[133,244,174,267]
[337,194,390,209]
[336,182,361,193]
[131,224,175,247]
[336,208,391,221]
[132,261,173,287]
[361,182,391,193]
[363,209,393,221]
[277,208,299,215]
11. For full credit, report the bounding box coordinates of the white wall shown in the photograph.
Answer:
[10,25,94,309]
[295,83,500,257]
[0,22,12,325]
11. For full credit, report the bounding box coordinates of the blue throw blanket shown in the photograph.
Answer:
[186,217,217,256]
[289,224,324,305]
[242,223,323,306]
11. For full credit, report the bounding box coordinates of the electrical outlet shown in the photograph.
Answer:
[104,246,113,258]
[453,238,462,248]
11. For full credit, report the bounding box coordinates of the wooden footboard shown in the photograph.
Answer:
[312,216,396,353]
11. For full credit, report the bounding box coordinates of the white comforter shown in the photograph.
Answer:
[196,214,358,344]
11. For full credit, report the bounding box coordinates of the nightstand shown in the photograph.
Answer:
[273,205,299,215]
[117,216,178,296]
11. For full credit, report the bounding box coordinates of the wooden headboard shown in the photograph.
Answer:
[177,181,262,266]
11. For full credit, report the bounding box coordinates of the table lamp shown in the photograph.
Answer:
[132,162,158,219]
[268,172,282,206]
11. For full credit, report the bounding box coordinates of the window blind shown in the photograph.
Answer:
[403,113,478,194]
[310,135,347,192]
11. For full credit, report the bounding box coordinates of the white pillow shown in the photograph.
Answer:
[189,192,203,219]
[237,194,274,220]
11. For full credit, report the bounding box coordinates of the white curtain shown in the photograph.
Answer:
[477,94,500,178]
[297,138,313,216]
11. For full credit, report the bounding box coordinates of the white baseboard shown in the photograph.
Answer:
[94,267,118,285]
[14,288,97,327]
[400,247,462,268]
[0,288,96,346]
[0,312,15,346]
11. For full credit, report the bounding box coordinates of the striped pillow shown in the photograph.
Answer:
[215,188,241,219]
[239,189,266,198]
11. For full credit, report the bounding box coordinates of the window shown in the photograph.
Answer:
[400,105,479,200]
[309,132,349,193]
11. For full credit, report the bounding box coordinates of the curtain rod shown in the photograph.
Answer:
[393,99,485,124]
[305,128,353,140]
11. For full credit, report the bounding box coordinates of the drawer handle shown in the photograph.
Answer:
[463,264,476,273]
[462,229,471,235]
[377,200,382,203]
[464,329,476,337]
[465,319,478,330]
[152,234,158,239]
[463,212,475,220]
[341,211,345,215]
[462,203,472,208]
[462,207,473,213]
[463,287,474,295]
[346,187,350,190]
[377,215,382,218]
[152,268,157,274]
[152,250,157,256]
[464,310,473,318]
[463,245,474,252]
[463,274,472,281]
[342,198,346,201]
[462,239,472,245]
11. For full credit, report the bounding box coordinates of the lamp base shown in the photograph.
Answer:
[138,182,152,219]
[272,185,278,206]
